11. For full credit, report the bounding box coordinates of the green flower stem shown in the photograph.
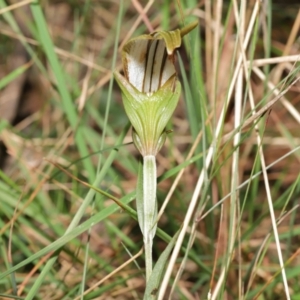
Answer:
[145,230,153,282]
[136,155,158,280]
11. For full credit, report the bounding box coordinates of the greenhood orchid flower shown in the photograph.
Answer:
[114,22,198,156]
[114,21,197,282]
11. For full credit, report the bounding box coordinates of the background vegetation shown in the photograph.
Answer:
[0,0,300,299]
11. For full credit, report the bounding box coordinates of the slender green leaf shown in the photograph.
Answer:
[144,230,180,300]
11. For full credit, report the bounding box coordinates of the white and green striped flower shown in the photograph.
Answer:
[114,22,197,281]
[114,23,197,156]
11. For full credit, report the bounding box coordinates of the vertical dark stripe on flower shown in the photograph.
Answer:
[159,49,168,89]
[143,39,160,93]
[152,40,167,92]
[142,40,152,93]
[149,40,159,93]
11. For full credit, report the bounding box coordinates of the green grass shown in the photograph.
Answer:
[1,1,300,299]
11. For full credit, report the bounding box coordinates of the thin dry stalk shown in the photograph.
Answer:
[74,248,143,300]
